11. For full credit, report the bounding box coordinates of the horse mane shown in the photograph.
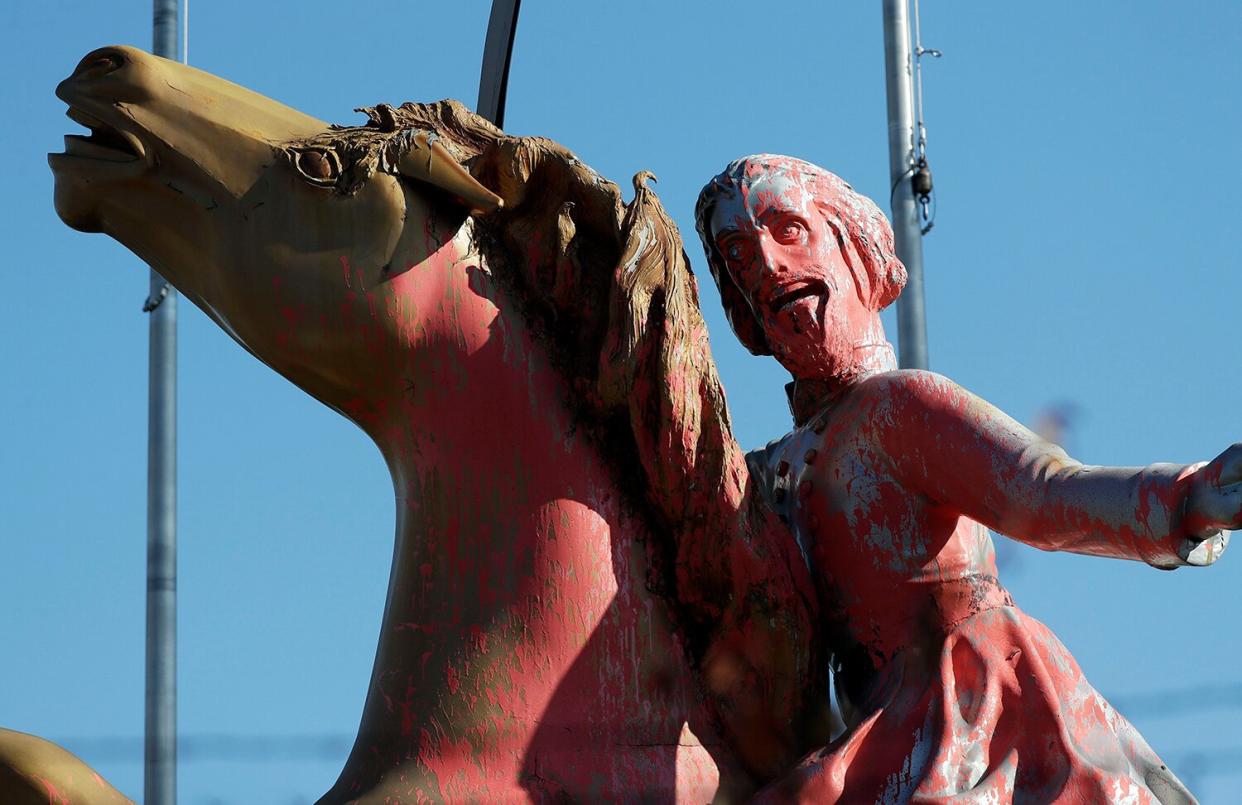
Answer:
[300,99,830,780]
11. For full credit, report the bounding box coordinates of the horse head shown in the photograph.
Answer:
[50,45,508,417]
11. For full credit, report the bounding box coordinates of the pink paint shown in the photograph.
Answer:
[696,154,1233,802]
[297,206,732,801]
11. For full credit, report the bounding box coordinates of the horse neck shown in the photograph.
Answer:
[351,254,643,705]
[367,259,609,568]
[324,220,731,802]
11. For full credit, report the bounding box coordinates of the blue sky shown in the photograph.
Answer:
[3,1,1240,802]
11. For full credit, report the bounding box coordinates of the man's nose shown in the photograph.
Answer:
[756,237,786,275]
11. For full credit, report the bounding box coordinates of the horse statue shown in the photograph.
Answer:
[12,45,830,803]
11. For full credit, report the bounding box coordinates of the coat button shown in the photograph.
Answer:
[798,479,813,499]
[803,448,818,465]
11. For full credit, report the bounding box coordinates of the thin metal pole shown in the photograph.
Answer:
[882,0,929,370]
[146,2,180,803]
[477,0,521,126]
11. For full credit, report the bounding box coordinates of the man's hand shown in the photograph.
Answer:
[1180,443,1242,565]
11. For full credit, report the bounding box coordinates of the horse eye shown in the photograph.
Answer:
[293,149,340,184]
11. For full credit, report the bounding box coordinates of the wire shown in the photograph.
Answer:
[1110,682,1242,720]
[51,680,1242,760]
[54,733,353,763]
[46,729,1242,782]
[910,0,940,236]
[911,0,941,167]
[890,165,916,205]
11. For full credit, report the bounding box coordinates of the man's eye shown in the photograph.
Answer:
[727,243,744,261]
[776,222,805,242]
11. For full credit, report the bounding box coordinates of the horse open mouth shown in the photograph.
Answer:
[57,107,145,164]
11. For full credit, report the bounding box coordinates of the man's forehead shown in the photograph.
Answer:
[710,171,814,234]
[744,168,813,202]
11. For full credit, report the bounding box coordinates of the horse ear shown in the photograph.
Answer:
[393,131,504,215]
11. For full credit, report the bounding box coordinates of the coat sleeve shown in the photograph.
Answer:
[870,370,1210,569]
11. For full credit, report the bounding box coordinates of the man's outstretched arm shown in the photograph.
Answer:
[871,370,1232,568]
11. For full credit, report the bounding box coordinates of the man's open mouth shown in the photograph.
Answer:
[768,279,829,332]
[57,107,145,164]
[771,280,827,314]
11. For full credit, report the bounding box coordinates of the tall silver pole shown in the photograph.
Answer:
[146,2,179,803]
[882,0,929,370]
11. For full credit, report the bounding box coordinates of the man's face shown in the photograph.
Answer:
[709,170,873,379]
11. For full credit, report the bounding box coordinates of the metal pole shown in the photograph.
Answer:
[881,0,929,370]
[478,0,521,126]
[146,2,180,803]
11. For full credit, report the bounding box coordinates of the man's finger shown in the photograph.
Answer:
[1189,481,1242,533]
[1216,482,1242,528]
[1212,442,1242,486]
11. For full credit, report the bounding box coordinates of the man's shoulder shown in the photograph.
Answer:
[852,369,963,409]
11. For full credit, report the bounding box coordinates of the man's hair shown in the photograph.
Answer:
[694,154,907,356]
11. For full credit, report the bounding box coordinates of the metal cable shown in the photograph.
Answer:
[910,0,940,234]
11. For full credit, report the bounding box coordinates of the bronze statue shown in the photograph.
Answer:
[28,45,826,802]
[31,41,1227,805]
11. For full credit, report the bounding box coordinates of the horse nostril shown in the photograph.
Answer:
[75,50,125,80]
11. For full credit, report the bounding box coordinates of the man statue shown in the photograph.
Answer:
[693,153,1237,802]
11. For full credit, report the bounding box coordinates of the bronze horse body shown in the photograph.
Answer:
[20,46,822,802]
